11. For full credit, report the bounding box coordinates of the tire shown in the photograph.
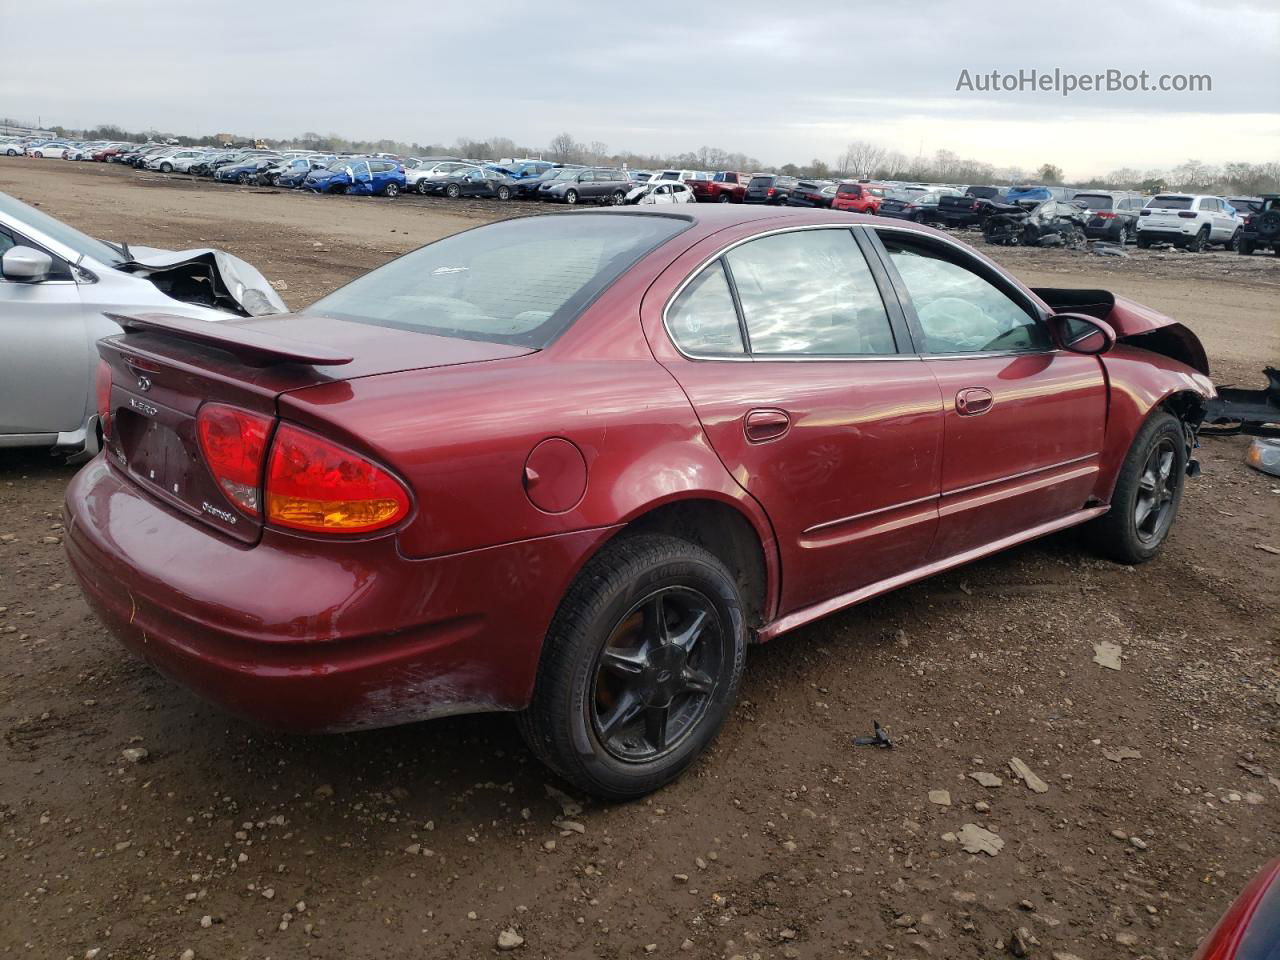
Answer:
[1186,225,1209,252]
[497,185,511,201]
[445,183,461,199]
[1086,411,1187,564]
[1136,236,1152,249]
[417,179,432,195]
[609,189,625,205]
[383,182,400,198]
[565,188,579,205]
[517,534,748,800]
[238,173,252,185]
[1224,229,1240,251]
[160,162,173,173]
[1238,238,1255,256]
[717,193,733,203]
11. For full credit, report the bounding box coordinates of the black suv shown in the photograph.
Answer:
[744,174,799,204]
[1238,195,1280,256]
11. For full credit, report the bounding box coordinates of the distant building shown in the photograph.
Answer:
[215,133,235,145]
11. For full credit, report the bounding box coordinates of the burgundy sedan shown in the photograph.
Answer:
[66,206,1215,799]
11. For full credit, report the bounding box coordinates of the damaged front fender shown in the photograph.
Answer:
[121,246,288,318]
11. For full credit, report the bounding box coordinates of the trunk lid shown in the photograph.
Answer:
[98,312,534,543]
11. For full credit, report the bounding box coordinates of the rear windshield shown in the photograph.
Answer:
[1074,194,1114,210]
[307,214,689,348]
[1149,195,1193,209]
[837,183,861,195]
[967,186,1001,199]
[748,176,775,189]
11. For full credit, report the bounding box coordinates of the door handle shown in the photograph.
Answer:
[955,387,994,417]
[744,408,791,443]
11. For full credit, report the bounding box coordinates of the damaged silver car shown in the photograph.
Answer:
[0,191,286,460]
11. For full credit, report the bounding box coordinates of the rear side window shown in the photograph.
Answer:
[310,214,689,348]
[667,262,745,356]
[726,229,895,356]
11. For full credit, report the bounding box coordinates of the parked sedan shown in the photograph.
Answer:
[0,190,286,461]
[215,156,285,184]
[68,206,1217,800]
[785,181,837,208]
[407,160,478,195]
[877,189,962,223]
[623,180,695,204]
[27,142,73,159]
[437,167,520,200]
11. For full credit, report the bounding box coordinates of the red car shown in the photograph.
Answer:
[66,207,1216,799]
[690,172,750,203]
[1193,856,1280,959]
[832,181,888,213]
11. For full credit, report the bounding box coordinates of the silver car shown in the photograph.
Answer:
[0,192,287,460]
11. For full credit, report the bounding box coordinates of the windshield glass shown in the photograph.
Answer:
[308,214,689,347]
[0,191,128,265]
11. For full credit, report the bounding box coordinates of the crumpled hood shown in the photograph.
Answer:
[120,247,287,317]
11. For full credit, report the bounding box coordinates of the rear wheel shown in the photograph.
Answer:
[717,193,733,203]
[1185,225,1210,252]
[1086,412,1187,564]
[1224,229,1240,251]
[1238,238,1255,256]
[518,534,747,800]
[609,189,625,205]
[1136,235,1152,249]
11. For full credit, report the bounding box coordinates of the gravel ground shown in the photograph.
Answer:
[1,157,1278,960]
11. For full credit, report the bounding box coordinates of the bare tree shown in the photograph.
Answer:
[838,140,887,177]
[547,132,583,164]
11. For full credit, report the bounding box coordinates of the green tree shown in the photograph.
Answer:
[1037,163,1063,185]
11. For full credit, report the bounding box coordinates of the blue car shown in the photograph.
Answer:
[302,158,407,196]
[271,157,334,188]
[1003,185,1055,205]
[214,156,284,185]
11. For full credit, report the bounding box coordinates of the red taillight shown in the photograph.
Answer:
[265,424,409,534]
[196,404,272,518]
[767,187,775,197]
[1096,211,1116,219]
[95,360,113,440]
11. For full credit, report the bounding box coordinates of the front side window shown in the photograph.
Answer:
[726,229,895,356]
[880,234,1047,355]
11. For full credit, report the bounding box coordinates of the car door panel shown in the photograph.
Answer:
[870,227,1108,559]
[643,226,943,616]
[924,353,1107,557]
[0,236,89,437]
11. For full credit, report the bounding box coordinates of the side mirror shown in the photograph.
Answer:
[1048,312,1117,356]
[1,246,54,283]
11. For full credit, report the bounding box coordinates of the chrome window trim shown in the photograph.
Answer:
[661,223,907,364]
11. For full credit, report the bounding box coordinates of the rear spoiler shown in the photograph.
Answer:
[106,312,353,367]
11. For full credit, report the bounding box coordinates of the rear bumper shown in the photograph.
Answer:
[64,457,618,732]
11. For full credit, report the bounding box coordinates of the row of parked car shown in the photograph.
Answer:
[6,134,1278,252]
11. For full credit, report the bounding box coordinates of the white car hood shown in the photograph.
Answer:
[121,246,287,317]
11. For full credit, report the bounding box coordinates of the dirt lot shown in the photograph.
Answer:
[1,158,1278,960]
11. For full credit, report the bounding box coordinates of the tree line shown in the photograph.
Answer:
[39,122,1280,195]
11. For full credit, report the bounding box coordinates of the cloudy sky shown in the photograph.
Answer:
[4,0,1277,177]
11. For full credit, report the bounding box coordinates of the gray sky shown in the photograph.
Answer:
[5,0,1277,177]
